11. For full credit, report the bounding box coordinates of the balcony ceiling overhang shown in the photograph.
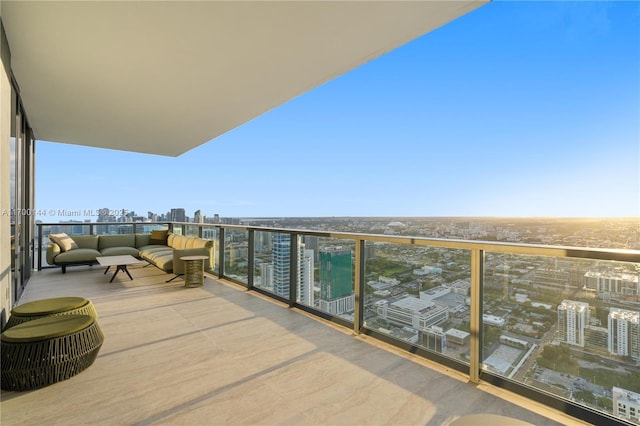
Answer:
[2,1,487,157]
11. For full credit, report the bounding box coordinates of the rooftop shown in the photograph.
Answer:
[1,264,581,425]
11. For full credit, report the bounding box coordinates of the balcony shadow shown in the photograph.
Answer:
[0,265,574,426]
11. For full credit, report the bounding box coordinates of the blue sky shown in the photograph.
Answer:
[36,1,639,220]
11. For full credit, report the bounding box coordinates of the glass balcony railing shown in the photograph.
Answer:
[34,221,640,425]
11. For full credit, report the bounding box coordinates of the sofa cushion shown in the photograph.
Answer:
[70,235,99,250]
[139,245,170,253]
[149,230,169,245]
[54,249,101,263]
[100,246,140,257]
[144,249,173,262]
[170,235,188,249]
[49,233,78,252]
[151,253,173,272]
[191,238,213,249]
[99,234,135,250]
[135,233,151,248]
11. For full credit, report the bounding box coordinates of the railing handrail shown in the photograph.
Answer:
[35,221,640,263]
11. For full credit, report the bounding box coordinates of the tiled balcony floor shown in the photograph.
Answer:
[1,263,585,425]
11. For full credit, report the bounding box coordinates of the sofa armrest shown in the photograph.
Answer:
[46,242,61,265]
[173,248,211,274]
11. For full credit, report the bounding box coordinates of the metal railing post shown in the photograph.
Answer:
[289,233,298,308]
[353,239,365,334]
[247,229,255,290]
[469,248,484,384]
[37,223,43,271]
[218,227,225,278]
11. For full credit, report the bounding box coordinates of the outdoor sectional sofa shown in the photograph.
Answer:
[46,231,214,275]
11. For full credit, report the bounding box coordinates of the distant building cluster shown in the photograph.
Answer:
[372,281,474,349]
[259,233,315,307]
[584,270,640,300]
[557,300,640,363]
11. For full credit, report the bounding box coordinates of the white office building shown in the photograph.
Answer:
[297,249,314,306]
[608,308,640,362]
[585,270,639,298]
[557,300,589,347]
[375,297,449,331]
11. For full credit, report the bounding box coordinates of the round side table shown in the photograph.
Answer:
[5,296,98,329]
[180,255,208,288]
[1,314,104,391]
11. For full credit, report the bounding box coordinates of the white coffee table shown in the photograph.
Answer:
[96,255,140,283]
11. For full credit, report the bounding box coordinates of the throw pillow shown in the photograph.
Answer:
[149,229,169,245]
[49,233,79,252]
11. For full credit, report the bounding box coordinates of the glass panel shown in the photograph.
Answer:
[224,229,248,284]
[139,224,168,234]
[184,225,199,237]
[114,224,133,235]
[482,253,640,423]
[310,237,355,319]
[201,226,218,274]
[43,223,94,237]
[363,243,471,362]
[9,98,17,291]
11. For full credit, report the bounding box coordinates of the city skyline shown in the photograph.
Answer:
[35,1,639,220]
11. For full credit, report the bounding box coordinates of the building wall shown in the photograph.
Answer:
[1,18,36,327]
[1,20,12,327]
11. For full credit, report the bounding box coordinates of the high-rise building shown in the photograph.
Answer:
[260,263,273,291]
[170,208,186,222]
[96,207,116,234]
[270,233,312,304]
[608,308,640,362]
[302,235,319,262]
[272,233,291,298]
[557,300,589,347]
[420,326,446,354]
[194,209,203,224]
[298,249,314,306]
[255,232,272,253]
[318,247,354,315]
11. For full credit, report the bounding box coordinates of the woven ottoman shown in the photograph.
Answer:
[4,296,97,329]
[1,314,104,391]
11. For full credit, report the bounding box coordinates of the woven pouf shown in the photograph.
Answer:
[5,296,98,329]
[1,314,104,391]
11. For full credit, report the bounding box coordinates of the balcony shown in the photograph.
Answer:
[2,259,578,425]
[4,220,639,425]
